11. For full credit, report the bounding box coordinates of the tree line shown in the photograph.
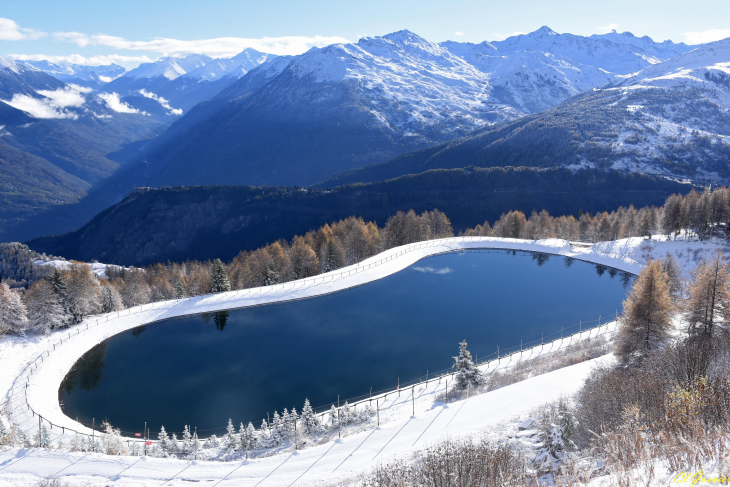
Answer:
[3,186,730,336]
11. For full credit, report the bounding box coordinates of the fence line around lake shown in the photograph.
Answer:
[5,235,633,450]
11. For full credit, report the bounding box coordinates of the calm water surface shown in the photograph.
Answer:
[60,251,632,436]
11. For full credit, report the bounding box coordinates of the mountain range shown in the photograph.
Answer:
[1,26,728,247]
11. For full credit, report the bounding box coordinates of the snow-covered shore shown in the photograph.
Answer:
[1,235,725,485]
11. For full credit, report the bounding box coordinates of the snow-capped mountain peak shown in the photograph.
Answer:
[125,54,213,80]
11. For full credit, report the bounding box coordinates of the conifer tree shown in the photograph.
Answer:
[174,280,187,299]
[46,269,68,313]
[181,425,192,455]
[661,253,684,303]
[686,250,730,337]
[300,398,321,435]
[615,260,673,365]
[224,418,238,451]
[289,407,299,439]
[23,279,64,333]
[157,425,170,454]
[191,429,200,456]
[210,259,231,293]
[0,281,28,335]
[169,432,180,453]
[271,411,283,445]
[329,405,339,430]
[101,285,123,313]
[453,340,482,390]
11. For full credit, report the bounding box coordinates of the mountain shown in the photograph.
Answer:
[591,29,694,59]
[0,58,168,242]
[20,60,126,88]
[25,167,692,266]
[0,58,66,98]
[103,27,705,192]
[320,38,730,187]
[99,51,277,115]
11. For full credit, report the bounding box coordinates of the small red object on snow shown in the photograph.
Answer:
[146,441,152,445]
[135,433,141,437]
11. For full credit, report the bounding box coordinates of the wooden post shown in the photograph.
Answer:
[412,386,415,416]
[144,421,146,456]
[445,379,448,404]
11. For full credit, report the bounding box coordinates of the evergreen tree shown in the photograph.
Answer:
[329,405,339,430]
[686,250,730,337]
[280,409,291,440]
[453,340,482,390]
[271,411,283,445]
[289,407,299,440]
[157,425,170,454]
[210,259,231,293]
[224,418,238,451]
[191,429,201,456]
[174,280,187,299]
[300,398,321,435]
[34,425,51,448]
[101,421,123,455]
[181,425,192,455]
[320,237,343,272]
[23,280,65,333]
[615,260,673,365]
[46,269,68,314]
[0,281,28,335]
[101,285,123,313]
[169,432,180,453]
[661,253,684,303]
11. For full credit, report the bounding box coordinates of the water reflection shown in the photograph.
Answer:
[564,256,575,268]
[532,253,550,266]
[60,342,107,394]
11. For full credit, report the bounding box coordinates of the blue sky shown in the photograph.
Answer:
[2,0,729,68]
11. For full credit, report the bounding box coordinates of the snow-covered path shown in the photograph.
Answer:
[0,356,606,486]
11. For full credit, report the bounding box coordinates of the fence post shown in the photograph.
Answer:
[412,386,415,416]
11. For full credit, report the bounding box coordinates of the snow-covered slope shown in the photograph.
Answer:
[182,48,276,81]
[20,60,125,88]
[123,54,213,80]
[591,29,694,58]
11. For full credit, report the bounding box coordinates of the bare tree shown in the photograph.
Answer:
[686,250,730,337]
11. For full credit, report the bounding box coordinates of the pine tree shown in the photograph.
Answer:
[453,340,482,390]
[300,398,321,435]
[191,429,200,456]
[245,422,257,450]
[0,281,28,336]
[101,285,123,313]
[210,259,231,293]
[271,411,283,445]
[289,407,299,441]
[686,250,730,337]
[181,425,192,455]
[157,425,170,454]
[224,418,238,451]
[329,405,339,430]
[661,253,684,303]
[34,425,51,448]
[169,432,180,453]
[101,421,123,455]
[46,269,68,314]
[174,280,187,299]
[23,279,65,334]
[615,260,673,365]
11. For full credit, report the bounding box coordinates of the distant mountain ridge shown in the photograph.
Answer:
[320,37,730,187]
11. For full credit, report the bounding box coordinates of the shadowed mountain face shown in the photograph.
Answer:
[26,167,692,266]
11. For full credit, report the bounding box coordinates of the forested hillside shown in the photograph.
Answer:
[25,167,692,265]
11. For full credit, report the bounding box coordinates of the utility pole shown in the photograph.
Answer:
[412,386,415,416]
[143,422,147,456]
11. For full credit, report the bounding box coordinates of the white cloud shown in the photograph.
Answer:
[454,31,466,37]
[683,28,730,45]
[97,92,144,114]
[0,18,46,41]
[53,33,350,57]
[598,23,619,33]
[2,85,90,119]
[412,266,453,275]
[138,89,182,115]
[7,53,153,69]
[52,31,90,47]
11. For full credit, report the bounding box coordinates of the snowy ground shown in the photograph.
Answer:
[1,235,725,485]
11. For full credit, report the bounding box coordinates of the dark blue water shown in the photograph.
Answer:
[59,251,632,437]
